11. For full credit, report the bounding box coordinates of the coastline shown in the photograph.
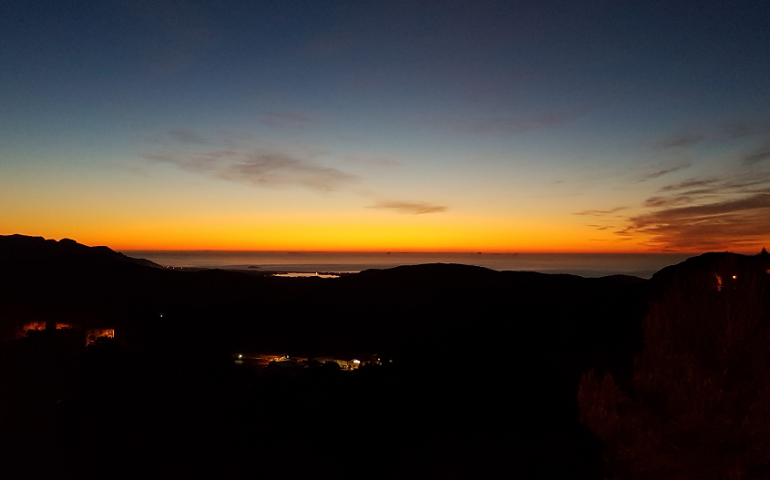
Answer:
[122,251,692,279]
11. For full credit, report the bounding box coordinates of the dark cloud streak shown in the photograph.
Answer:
[636,162,691,182]
[368,201,448,215]
[644,196,693,208]
[654,117,770,150]
[630,194,770,224]
[622,191,770,250]
[659,178,720,192]
[610,165,770,249]
[574,207,626,216]
[742,140,770,165]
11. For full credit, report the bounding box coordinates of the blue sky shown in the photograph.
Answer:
[1,0,769,251]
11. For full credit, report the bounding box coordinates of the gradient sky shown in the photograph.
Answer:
[1,0,769,252]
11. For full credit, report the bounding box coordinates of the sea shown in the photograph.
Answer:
[121,251,692,279]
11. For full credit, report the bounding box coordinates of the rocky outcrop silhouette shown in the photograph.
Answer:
[579,250,770,479]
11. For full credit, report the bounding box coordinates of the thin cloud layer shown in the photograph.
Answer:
[617,170,770,250]
[643,196,693,208]
[621,195,770,250]
[658,172,770,197]
[573,207,626,216]
[143,132,445,211]
[659,178,720,192]
[742,139,770,165]
[655,117,770,149]
[145,149,357,192]
[368,201,448,215]
[636,162,691,182]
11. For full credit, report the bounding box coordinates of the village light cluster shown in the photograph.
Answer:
[233,353,379,370]
[17,321,114,346]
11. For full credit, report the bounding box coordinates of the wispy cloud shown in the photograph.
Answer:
[144,149,357,192]
[720,119,770,141]
[573,207,626,216]
[615,169,770,250]
[620,194,770,250]
[653,117,770,151]
[742,139,770,165]
[582,116,770,250]
[631,194,770,223]
[643,196,694,208]
[659,173,770,196]
[144,129,447,211]
[635,162,691,182]
[659,178,720,192]
[368,201,448,215]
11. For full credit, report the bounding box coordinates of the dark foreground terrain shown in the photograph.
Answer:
[1,235,768,479]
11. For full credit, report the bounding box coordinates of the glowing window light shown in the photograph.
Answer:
[23,322,46,333]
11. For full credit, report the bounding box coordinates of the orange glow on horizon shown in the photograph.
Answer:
[7,226,757,255]
[6,210,766,254]
[78,226,663,253]
[5,183,767,254]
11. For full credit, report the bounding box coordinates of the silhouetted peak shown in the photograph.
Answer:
[0,234,161,268]
[649,251,770,296]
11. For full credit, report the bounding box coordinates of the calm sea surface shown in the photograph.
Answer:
[122,251,692,279]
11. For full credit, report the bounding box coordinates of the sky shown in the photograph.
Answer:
[1,0,769,252]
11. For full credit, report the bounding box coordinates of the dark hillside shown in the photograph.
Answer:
[0,234,161,268]
[0,236,656,478]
